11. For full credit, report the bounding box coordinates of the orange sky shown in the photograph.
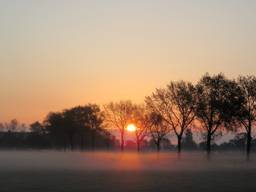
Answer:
[1,0,256,123]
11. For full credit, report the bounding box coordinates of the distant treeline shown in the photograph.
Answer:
[0,114,116,150]
[1,73,256,155]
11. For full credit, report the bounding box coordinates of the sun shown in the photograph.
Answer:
[126,124,137,132]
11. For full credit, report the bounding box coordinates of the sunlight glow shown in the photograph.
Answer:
[126,124,137,132]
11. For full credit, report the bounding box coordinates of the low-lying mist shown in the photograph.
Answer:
[0,151,255,172]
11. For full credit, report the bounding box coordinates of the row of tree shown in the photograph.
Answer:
[1,73,256,155]
[104,73,256,156]
[0,105,116,150]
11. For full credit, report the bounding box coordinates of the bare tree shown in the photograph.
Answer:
[145,81,196,152]
[133,105,150,151]
[237,76,256,156]
[103,101,135,151]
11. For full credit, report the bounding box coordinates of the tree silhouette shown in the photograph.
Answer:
[148,112,170,151]
[44,112,69,149]
[30,121,46,136]
[237,76,256,157]
[146,81,196,152]
[84,104,104,150]
[194,73,244,153]
[133,105,150,151]
[45,105,105,150]
[28,121,50,148]
[182,129,197,150]
[104,101,135,151]
[6,119,19,132]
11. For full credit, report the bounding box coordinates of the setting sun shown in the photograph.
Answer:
[126,124,137,132]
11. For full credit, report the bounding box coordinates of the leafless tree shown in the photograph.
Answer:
[103,101,135,151]
[133,105,150,151]
[145,81,196,152]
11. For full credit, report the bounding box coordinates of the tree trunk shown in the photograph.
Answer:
[80,135,84,151]
[246,125,252,157]
[137,140,140,152]
[156,140,161,152]
[70,135,74,150]
[177,136,182,153]
[206,131,211,154]
[91,130,96,150]
[120,133,124,151]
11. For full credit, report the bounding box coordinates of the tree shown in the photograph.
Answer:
[28,121,50,148]
[182,129,197,150]
[0,123,4,132]
[84,104,104,150]
[44,112,68,149]
[103,101,135,151]
[63,106,91,150]
[237,76,256,156]
[6,119,19,132]
[45,104,105,150]
[145,81,196,152]
[30,121,46,136]
[148,112,170,151]
[194,73,244,153]
[133,105,150,151]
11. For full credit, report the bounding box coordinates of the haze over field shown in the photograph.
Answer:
[1,0,256,123]
[1,151,256,192]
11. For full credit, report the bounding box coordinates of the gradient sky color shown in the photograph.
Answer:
[1,0,256,123]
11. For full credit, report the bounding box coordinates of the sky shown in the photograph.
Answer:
[1,0,256,124]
